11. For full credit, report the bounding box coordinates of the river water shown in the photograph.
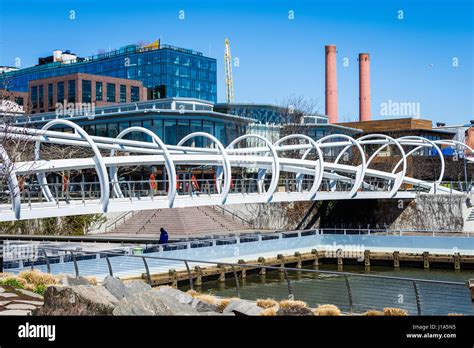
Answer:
[186,265,474,315]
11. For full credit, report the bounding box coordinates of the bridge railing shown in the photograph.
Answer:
[1,178,471,211]
[6,245,473,316]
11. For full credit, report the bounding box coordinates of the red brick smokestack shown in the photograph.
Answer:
[359,53,371,121]
[325,45,338,124]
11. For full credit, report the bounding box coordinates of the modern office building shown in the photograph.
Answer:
[0,41,217,103]
[28,73,147,114]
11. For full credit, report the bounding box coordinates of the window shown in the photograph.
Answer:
[215,123,226,145]
[48,83,53,107]
[31,86,38,108]
[82,80,91,103]
[203,121,213,147]
[108,123,119,138]
[68,80,76,103]
[131,86,140,102]
[96,82,103,101]
[120,85,126,103]
[107,83,115,102]
[38,85,44,109]
[96,124,107,137]
[57,82,64,103]
[151,119,163,139]
[164,120,176,145]
[190,120,203,147]
[119,121,130,134]
[176,120,190,143]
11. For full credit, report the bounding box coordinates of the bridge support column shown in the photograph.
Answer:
[0,239,3,273]
[337,249,343,270]
[364,250,370,267]
[454,253,461,270]
[169,269,178,288]
[238,259,246,280]
[194,266,203,286]
[218,264,225,283]
[258,257,266,276]
[311,249,319,268]
[393,251,400,268]
[294,252,302,268]
[277,254,285,272]
[423,252,430,269]
[469,280,474,301]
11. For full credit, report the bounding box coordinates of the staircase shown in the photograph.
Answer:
[106,206,250,237]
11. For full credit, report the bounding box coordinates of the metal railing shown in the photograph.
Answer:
[10,246,474,316]
[104,210,138,233]
[4,178,471,208]
[211,205,254,228]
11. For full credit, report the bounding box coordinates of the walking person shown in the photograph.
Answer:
[159,227,169,244]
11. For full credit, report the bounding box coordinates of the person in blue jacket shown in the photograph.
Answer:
[159,227,169,244]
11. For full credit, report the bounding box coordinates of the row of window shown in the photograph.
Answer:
[1,50,218,103]
[30,80,141,108]
[71,118,245,146]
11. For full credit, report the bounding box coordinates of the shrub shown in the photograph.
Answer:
[261,306,279,316]
[85,276,97,285]
[33,284,47,296]
[363,310,384,316]
[186,289,200,297]
[257,298,279,309]
[279,300,307,309]
[195,294,219,306]
[18,270,59,287]
[313,304,341,316]
[383,307,409,316]
[0,276,26,289]
[216,298,231,313]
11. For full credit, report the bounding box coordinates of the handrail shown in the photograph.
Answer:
[212,205,254,228]
[105,210,137,232]
[7,243,474,315]
[31,246,469,286]
[137,210,160,234]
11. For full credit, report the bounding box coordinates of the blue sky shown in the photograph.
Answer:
[0,0,472,124]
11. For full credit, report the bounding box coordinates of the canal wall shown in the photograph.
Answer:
[225,194,471,232]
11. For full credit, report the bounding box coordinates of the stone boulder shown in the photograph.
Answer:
[113,290,201,316]
[34,285,119,316]
[60,275,91,287]
[102,276,129,300]
[156,286,218,313]
[223,299,263,316]
[124,280,152,296]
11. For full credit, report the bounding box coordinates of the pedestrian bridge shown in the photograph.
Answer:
[0,119,472,221]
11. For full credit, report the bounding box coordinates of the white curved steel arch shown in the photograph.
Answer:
[110,126,177,207]
[395,136,446,186]
[34,119,110,212]
[274,134,324,200]
[0,144,21,219]
[0,125,472,221]
[316,134,367,198]
[227,134,280,202]
[177,132,231,204]
[358,134,407,197]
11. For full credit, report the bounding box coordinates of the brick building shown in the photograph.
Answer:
[28,73,147,113]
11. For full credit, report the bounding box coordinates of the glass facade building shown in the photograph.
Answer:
[14,98,250,147]
[0,43,217,103]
